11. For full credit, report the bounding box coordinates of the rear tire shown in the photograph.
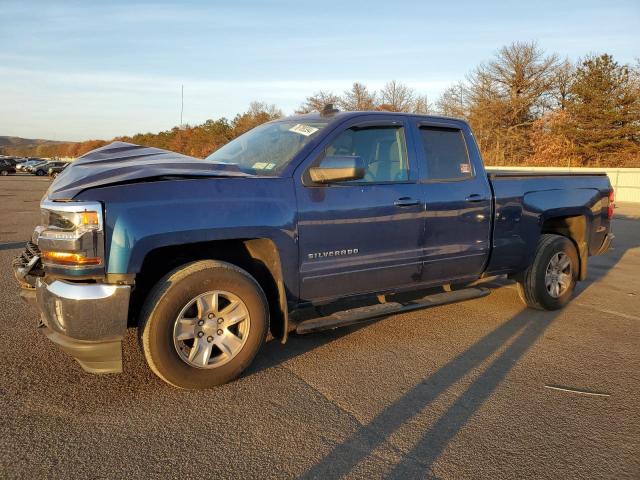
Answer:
[0,170,8,176]
[139,260,269,389]
[516,234,579,311]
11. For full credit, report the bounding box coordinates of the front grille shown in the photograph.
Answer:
[26,241,41,258]
[12,241,44,279]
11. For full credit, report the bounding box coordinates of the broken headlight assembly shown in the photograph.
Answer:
[36,200,105,274]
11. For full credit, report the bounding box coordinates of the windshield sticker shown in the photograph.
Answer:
[289,124,319,136]
[252,162,277,170]
[460,163,471,174]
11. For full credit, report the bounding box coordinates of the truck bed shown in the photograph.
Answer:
[485,172,612,277]
[486,169,608,178]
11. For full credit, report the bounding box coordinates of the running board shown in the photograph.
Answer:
[295,287,490,334]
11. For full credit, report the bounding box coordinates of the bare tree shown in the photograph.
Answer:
[551,58,575,110]
[379,80,415,112]
[466,41,560,164]
[436,82,467,118]
[247,101,282,119]
[295,91,341,114]
[339,82,377,111]
[411,94,431,114]
[472,41,559,125]
[231,101,283,137]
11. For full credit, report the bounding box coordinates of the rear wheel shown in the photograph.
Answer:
[139,260,269,389]
[516,234,579,310]
[0,170,8,176]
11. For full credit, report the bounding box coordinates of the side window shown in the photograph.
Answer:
[323,126,409,183]
[419,127,473,181]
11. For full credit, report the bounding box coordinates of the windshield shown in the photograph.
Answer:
[205,120,328,175]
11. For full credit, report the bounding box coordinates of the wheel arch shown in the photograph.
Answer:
[540,214,589,280]
[130,238,290,342]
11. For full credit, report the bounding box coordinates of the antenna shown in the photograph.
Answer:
[180,84,184,126]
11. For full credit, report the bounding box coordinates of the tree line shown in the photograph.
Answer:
[4,42,638,167]
[436,43,640,167]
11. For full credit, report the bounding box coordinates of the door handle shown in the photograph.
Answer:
[465,194,486,203]
[394,197,421,207]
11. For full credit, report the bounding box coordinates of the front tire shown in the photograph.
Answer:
[139,260,269,389]
[516,234,579,311]
[35,169,45,176]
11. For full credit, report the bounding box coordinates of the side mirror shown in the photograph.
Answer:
[309,155,365,183]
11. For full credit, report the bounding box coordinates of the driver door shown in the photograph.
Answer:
[295,116,425,302]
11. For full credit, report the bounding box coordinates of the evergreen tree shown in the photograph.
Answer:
[561,54,640,165]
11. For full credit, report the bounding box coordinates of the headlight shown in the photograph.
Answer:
[37,200,105,270]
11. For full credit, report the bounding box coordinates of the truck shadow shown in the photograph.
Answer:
[247,214,636,479]
[0,241,26,251]
[299,307,552,480]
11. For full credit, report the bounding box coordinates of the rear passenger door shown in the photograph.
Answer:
[414,121,492,283]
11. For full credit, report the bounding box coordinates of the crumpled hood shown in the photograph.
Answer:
[47,141,250,200]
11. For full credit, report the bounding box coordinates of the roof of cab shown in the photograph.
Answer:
[278,110,467,126]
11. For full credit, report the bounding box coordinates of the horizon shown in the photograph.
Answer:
[1,0,639,142]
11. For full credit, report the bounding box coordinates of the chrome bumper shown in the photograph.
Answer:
[34,278,131,374]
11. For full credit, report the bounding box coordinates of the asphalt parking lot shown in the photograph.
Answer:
[0,175,638,479]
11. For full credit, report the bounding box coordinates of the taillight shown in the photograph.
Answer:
[607,189,615,219]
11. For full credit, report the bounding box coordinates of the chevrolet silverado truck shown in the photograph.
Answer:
[13,109,614,389]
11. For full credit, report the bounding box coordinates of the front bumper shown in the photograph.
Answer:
[32,278,131,374]
[38,325,124,374]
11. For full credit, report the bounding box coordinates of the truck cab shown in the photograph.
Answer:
[291,113,492,300]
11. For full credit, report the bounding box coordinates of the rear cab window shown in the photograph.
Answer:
[418,126,473,181]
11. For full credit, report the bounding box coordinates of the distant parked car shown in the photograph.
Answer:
[48,162,69,178]
[0,159,16,176]
[25,161,50,175]
[0,157,24,167]
[33,161,66,176]
[17,159,45,172]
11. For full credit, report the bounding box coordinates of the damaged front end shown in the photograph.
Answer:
[12,200,130,374]
[12,240,44,305]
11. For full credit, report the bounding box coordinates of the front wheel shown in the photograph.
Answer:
[0,170,8,176]
[139,260,269,389]
[516,234,579,310]
[35,169,45,176]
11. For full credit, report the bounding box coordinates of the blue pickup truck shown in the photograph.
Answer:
[13,109,614,389]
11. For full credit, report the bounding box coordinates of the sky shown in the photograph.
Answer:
[0,0,638,141]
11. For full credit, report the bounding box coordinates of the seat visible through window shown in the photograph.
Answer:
[323,126,408,183]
